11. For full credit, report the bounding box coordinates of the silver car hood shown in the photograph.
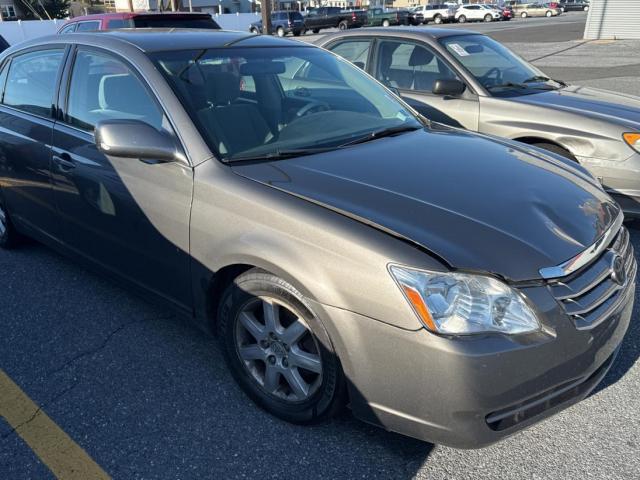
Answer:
[508,86,640,129]
[232,127,620,282]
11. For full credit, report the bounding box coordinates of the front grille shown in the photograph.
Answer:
[548,226,636,329]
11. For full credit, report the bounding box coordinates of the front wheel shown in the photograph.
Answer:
[382,19,390,27]
[219,269,346,424]
[457,15,466,23]
[532,142,576,161]
[0,197,21,249]
[338,20,348,30]
[250,27,259,35]
[433,14,442,24]
[584,5,589,11]
[484,13,493,22]
[312,28,320,34]
[276,26,285,37]
[546,10,552,17]
[521,11,528,18]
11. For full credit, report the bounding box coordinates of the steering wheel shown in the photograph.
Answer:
[295,100,330,118]
[481,67,502,86]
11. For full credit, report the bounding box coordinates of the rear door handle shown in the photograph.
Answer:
[53,153,76,172]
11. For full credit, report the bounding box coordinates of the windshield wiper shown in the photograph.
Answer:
[226,125,421,163]
[524,75,567,87]
[486,82,527,91]
[340,124,422,147]
[227,146,340,163]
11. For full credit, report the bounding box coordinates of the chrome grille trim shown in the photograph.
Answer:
[547,224,636,330]
[539,213,624,280]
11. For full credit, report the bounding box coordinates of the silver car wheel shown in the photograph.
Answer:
[0,203,7,237]
[382,19,390,27]
[235,296,323,402]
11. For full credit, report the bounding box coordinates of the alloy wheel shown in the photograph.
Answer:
[234,296,323,402]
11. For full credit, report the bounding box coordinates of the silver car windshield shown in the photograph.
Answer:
[439,34,564,96]
[152,47,422,162]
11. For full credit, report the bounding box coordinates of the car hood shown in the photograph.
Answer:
[509,86,640,129]
[231,127,619,281]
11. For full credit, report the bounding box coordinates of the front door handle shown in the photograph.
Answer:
[53,153,76,172]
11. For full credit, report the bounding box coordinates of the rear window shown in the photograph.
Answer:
[107,19,134,29]
[132,16,220,29]
[76,21,101,32]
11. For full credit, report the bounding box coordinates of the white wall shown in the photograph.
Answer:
[0,14,262,48]
[0,20,61,45]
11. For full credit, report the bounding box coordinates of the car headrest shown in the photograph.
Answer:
[409,47,434,67]
[205,70,241,105]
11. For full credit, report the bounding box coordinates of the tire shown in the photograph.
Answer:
[0,196,21,249]
[312,28,320,34]
[382,19,390,27]
[276,26,285,37]
[532,142,576,161]
[433,14,442,24]
[250,27,259,35]
[521,11,528,18]
[484,13,493,22]
[584,5,589,11]
[218,269,346,424]
[338,20,348,30]
[293,30,301,37]
[457,15,466,23]
[545,10,552,17]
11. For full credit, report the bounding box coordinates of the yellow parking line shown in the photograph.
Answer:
[0,369,110,480]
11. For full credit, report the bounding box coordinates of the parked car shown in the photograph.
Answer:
[304,7,366,33]
[412,3,457,24]
[0,35,8,53]
[317,28,640,215]
[250,11,305,37]
[0,29,633,449]
[518,3,560,18]
[560,0,590,11]
[407,9,425,26]
[487,3,514,20]
[366,7,410,27]
[455,4,502,23]
[57,12,220,33]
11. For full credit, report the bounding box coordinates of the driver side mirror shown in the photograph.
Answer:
[95,119,180,163]
[432,79,466,97]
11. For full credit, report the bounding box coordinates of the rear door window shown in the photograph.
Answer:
[76,21,101,31]
[3,49,64,117]
[59,23,76,34]
[329,40,372,71]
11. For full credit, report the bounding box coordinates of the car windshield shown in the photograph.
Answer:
[151,46,421,162]
[439,34,564,96]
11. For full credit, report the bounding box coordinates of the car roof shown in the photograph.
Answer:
[316,26,480,45]
[65,12,213,22]
[12,29,310,54]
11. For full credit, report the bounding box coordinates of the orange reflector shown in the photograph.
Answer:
[623,133,640,147]
[403,286,437,331]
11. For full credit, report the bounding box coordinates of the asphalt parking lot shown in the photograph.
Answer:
[2,12,640,480]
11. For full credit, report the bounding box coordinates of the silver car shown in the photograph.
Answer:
[317,28,640,215]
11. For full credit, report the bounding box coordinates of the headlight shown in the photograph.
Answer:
[623,133,640,153]
[389,265,540,335]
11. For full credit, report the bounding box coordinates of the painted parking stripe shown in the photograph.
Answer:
[0,369,110,480]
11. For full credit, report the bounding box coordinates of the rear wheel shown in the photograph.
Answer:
[0,197,21,249]
[382,19,390,27]
[219,269,346,424]
[312,28,320,34]
[584,5,589,11]
[532,142,576,161]
[338,20,348,30]
[545,10,552,17]
[276,26,285,37]
[433,14,443,24]
[484,13,493,22]
[293,30,301,37]
[521,11,528,18]
[458,14,467,23]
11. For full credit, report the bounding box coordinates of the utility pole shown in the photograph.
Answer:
[261,0,273,35]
